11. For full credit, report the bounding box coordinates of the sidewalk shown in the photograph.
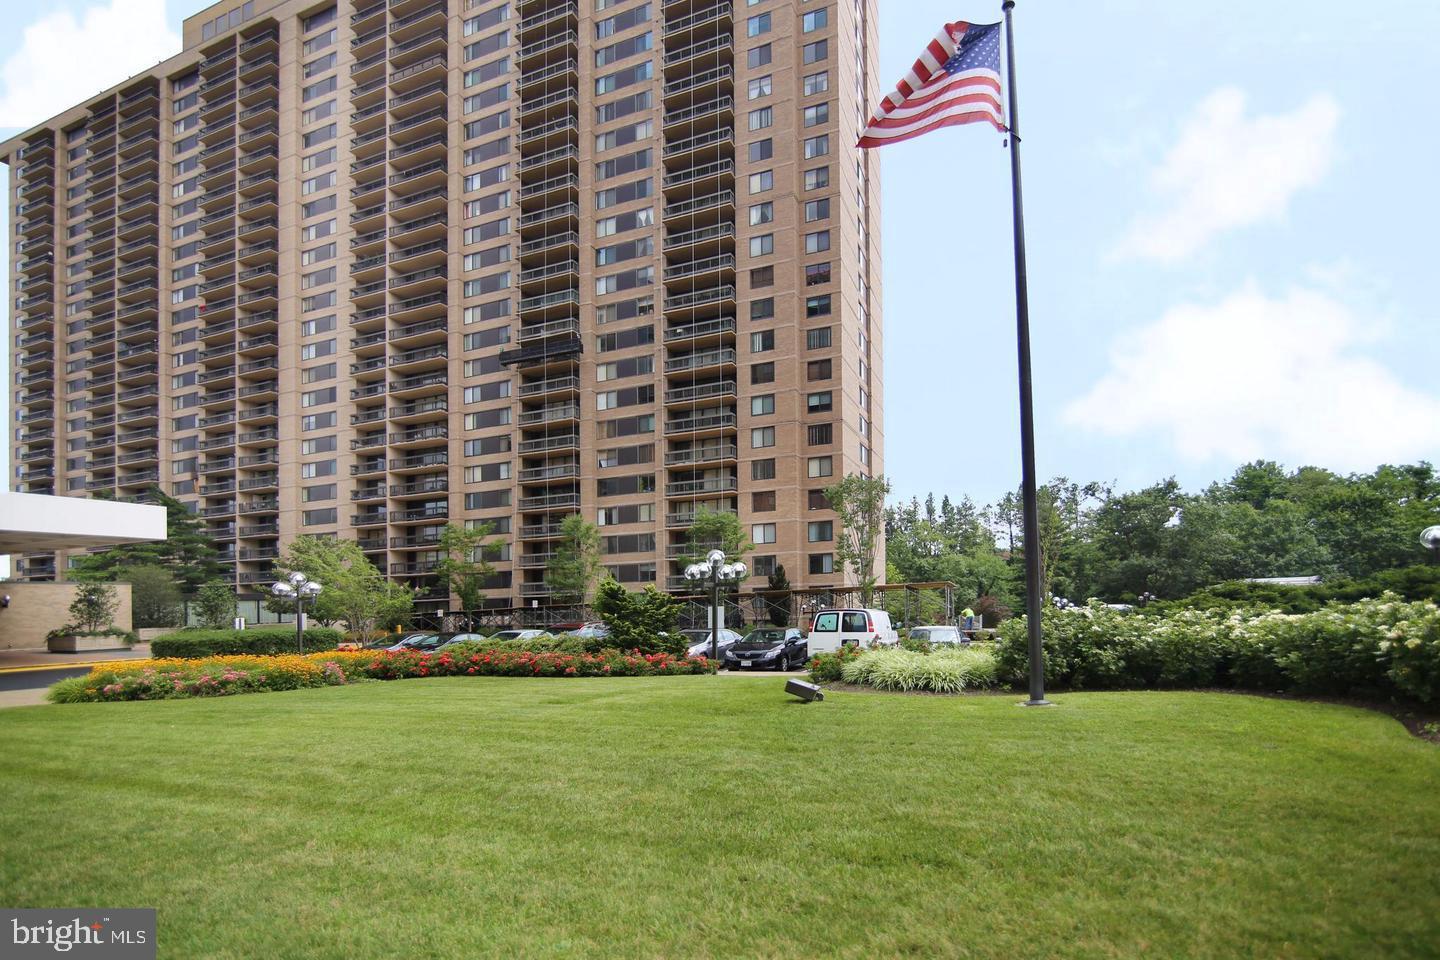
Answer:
[0,644,152,673]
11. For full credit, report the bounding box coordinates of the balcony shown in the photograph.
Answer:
[518,30,578,65]
[517,462,579,483]
[518,492,581,512]
[518,375,581,398]
[499,336,583,368]
[390,451,448,472]
[664,443,738,466]
[664,33,733,68]
[518,403,580,426]
[664,380,736,405]
[665,411,737,435]
[517,433,580,454]
[666,507,737,528]
[664,347,735,375]
[663,317,736,342]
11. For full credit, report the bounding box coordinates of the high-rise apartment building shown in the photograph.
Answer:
[3,0,883,612]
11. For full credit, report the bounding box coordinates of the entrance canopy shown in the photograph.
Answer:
[0,492,167,554]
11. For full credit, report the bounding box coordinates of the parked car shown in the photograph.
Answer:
[807,608,899,653]
[489,629,548,643]
[681,627,744,660]
[565,622,610,641]
[434,632,490,651]
[723,628,807,671]
[385,633,443,653]
[908,625,966,647]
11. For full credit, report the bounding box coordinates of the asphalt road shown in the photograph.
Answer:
[0,667,90,694]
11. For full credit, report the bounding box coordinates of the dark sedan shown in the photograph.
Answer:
[722,628,807,671]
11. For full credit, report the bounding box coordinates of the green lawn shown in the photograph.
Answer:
[2,679,1438,959]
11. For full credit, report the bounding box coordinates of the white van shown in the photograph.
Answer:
[806,608,899,653]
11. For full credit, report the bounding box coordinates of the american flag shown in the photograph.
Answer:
[858,21,1005,149]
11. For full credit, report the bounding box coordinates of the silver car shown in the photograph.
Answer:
[682,627,744,660]
[489,629,548,643]
[908,625,966,646]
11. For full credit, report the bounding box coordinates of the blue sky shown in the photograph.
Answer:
[2,0,1438,512]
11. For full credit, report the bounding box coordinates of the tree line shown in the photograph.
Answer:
[886,460,1440,614]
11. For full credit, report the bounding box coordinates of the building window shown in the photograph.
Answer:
[809,553,835,575]
[752,491,776,512]
[803,103,830,127]
[807,456,833,478]
[803,71,830,96]
[808,521,833,542]
[751,427,775,449]
[751,394,775,416]
[805,263,832,286]
[752,523,777,544]
[803,9,829,32]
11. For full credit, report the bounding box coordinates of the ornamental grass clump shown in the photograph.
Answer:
[831,646,998,695]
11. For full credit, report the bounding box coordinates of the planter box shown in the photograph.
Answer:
[47,634,132,653]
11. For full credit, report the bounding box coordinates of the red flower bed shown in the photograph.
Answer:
[345,648,715,682]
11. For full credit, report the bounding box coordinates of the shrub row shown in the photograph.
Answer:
[819,647,998,694]
[50,647,716,703]
[994,594,1440,702]
[447,636,591,655]
[1162,564,1440,615]
[148,627,344,659]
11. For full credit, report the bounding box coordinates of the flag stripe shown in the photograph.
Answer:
[859,20,1006,149]
[858,104,1006,147]
[867,91,1004,132]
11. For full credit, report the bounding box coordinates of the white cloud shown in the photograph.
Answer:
[1063,283,1440,471]
[0,0,179,129]
[1112,88,1341,263]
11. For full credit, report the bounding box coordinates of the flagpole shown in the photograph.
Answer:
[1001,0,1051,707]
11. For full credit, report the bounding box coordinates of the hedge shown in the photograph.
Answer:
[994,594,1440,702]
[49,647,717,703]
[1162,564,1440,615]
[149,627,344,659]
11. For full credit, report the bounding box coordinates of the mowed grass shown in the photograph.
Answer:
[1,679,1438,959]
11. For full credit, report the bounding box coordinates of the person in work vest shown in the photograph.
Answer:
[962,607,976,636]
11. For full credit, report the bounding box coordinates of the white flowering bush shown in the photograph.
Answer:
[839,646,998,694]
[994,593,1440,702]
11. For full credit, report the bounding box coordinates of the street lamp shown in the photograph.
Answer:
[1422,526,1440,565]
[271,571,323,654]
[683,548,747,662]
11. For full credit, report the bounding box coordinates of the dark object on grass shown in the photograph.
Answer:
[786,679,824,703]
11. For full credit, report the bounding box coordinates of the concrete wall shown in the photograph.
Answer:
[0,582,133,650]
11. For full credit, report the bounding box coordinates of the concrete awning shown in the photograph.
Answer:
[0,492,167,554]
